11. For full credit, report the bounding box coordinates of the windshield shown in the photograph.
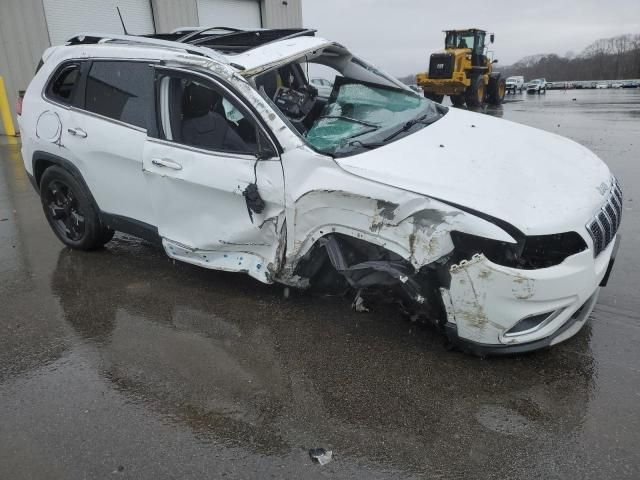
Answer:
[251,46,444,158]
[305,77,438,156]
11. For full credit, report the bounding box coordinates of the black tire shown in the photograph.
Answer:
[424,92,444,103]
[487,75,506,105]
[40,166,110,250]
[450,94,465,107]
[465,76,486,108]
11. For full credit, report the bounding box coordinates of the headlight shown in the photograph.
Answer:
[451,231,587,269]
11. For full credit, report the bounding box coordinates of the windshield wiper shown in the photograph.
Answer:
[319,115,380,128]
[382,113,442,142]
[346,112,443,150]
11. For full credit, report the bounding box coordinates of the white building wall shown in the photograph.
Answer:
[0,0,302,131]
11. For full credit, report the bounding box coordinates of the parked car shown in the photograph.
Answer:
[596,82,609,89]
[526,78,547,93]
[18,28,621,355]
[621,80,639,88]
[505,76,524,93]
[310,78,334,97]
[611,82,623,89]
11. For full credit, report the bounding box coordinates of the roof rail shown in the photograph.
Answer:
[65,33,229,63]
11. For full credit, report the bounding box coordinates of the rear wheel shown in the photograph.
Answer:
[40,166,112,250]
[450,94,465,107]
[465,76,486,108]
[424,92,444,103]
[487,76,506,105]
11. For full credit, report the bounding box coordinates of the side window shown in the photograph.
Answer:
[158,72,258,155]
[84,61,153,129]
[46,63,81,104]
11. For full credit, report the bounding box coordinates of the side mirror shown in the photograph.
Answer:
[492,59,499,64]
[490,34,495,43]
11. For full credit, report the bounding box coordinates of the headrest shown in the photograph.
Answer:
[183,83,218,118]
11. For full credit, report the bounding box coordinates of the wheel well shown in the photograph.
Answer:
[294,233,447,320]
[33,158,56,188]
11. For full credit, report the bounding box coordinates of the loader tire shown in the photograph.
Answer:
[424,92,444,103]
[450,94,465,107]
[465,76,486,108]
[488,75,506,105]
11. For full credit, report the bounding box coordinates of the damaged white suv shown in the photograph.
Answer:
[19,28,621,355]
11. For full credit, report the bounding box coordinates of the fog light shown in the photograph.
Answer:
[505,309,562,337]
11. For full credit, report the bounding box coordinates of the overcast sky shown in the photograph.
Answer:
[302,0,640,76]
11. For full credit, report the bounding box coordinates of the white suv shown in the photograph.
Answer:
[18,28,621,355]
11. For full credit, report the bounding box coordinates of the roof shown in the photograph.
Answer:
[65,29,335,75]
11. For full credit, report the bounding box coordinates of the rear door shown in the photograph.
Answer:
[65,60,157,230]
[142,67,286,283]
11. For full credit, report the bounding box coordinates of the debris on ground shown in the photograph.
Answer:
[351,291,369,312]
[309,448,333,465]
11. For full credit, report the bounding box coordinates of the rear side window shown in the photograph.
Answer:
[46,63,81,104]
[84,61,153,129]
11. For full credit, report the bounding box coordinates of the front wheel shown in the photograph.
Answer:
[450,94,465,107]
[465,76,486,108]
[40,166,112,250]
[424,92,444,103]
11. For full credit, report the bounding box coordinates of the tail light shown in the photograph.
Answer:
[16,90,25,116]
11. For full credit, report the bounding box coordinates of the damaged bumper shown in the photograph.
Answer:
[439,237,618,355]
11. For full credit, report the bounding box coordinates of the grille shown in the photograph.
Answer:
[586,178,623,256]
[428,54,455,79]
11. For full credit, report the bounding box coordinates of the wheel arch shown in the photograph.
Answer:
[32,151,100,212]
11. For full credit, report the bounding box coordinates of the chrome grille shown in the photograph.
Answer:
[586,178,623,257]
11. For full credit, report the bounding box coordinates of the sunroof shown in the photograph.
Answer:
[145,28,316,54]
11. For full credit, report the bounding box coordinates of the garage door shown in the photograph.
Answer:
[196,0,262,29]
[43,0,155,45]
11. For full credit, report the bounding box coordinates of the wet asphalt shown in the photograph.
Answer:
[1,89,639,479]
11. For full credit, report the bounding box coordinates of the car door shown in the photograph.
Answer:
[142,67,286,283]
[65,60,157,231]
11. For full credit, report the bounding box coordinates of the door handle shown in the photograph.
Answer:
[151,158,183,170]
[67,127,87,138]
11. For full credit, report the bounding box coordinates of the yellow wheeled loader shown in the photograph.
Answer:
[416,28,506,108]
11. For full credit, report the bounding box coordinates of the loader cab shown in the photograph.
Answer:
[444,29,487,67]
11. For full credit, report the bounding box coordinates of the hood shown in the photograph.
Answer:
[336,108,612,236]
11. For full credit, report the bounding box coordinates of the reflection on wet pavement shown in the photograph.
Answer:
[1,90,640,479]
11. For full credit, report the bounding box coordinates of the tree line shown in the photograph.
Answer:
[497,34,640,81]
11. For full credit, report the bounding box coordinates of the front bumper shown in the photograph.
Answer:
[439,237,618,354]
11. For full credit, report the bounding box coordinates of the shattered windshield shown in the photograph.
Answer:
[251,49,444,157]
[305,77,440,156]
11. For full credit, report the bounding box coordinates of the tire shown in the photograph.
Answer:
[424,92,444,103]
[450,94,465,107]
[487,75,506,105]
[40,166,111,250]
[465,76,486,108]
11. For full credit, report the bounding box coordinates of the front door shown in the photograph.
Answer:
[143,67,285,283]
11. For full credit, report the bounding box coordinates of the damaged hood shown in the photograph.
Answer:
[335,107,612,236]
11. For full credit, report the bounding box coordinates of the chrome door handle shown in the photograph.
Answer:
[67,128,87,138]
[151,158,182,170]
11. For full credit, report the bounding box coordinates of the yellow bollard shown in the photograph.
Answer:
[0,76,17,137]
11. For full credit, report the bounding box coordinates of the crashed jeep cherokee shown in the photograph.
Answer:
[18,28,621,355]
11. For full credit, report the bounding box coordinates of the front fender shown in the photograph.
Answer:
[284,189,517,273]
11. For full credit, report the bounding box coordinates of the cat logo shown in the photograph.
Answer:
[437,63,444,69]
